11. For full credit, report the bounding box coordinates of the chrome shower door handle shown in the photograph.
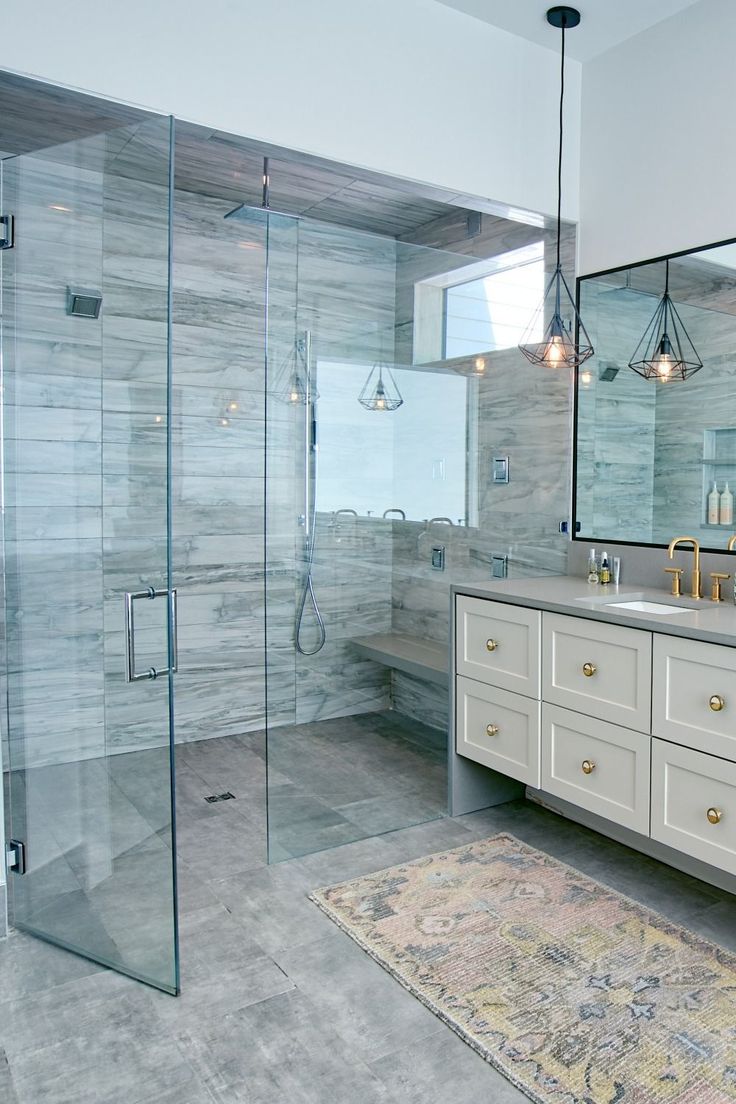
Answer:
[124,587,178,683]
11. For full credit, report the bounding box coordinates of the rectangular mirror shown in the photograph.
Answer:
[574,239,736,550]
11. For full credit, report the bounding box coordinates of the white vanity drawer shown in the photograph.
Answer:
[456,675,540,786]
[455,596,541,698]
[541,704,650,834]
[542,613,652,732]
[651,739,736,877]
[652,635,736,760]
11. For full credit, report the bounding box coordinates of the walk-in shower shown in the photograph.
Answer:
[0,69,573,1000]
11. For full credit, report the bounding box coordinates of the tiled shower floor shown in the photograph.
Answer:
[1,715,735,1102]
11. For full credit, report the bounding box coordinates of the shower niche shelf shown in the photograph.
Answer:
[702,428,736,528]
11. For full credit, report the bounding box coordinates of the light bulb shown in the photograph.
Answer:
[474,357,486,375]
[546,334,565,365]
[375,396,386,410]
[580,370,592,386]
[656,354,673,378]
[229,401,239,411]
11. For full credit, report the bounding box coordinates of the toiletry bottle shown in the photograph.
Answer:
[599,550,611,585]
[587,548,598,584]
[612,556,621,586]
[708,481,720,525]
[721,483,734,527]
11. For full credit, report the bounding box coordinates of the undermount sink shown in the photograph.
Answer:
[607,599,696,616]
[575,591,644,606]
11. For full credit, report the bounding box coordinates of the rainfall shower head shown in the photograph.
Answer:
[223,203,300,225]
[223,154,300,224]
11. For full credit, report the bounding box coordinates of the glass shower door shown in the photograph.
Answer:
[1,117,179,993]
[263,215,472,861]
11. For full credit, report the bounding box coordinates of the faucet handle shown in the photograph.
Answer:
[664,567,683,597]
[710,572,731,602]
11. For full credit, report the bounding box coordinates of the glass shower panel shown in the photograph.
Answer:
[264,215,482,861]
[1,117,179,993]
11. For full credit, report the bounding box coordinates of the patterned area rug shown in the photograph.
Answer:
[310,833,736,1104]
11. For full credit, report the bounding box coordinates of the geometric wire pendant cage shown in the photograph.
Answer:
[358,362,404,412]
[519,6,594,370]
[273,333,319,405]
[518,262,594,369]
[628,259,703,382]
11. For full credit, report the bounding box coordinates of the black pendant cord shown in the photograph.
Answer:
[556,20,565,271]
[664,258,670,294]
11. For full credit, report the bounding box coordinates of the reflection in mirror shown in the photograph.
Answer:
[316,361,474,525]
[575,241,736,549]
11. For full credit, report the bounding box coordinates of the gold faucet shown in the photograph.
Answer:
[668,537,702,599]
[727,535,736,552]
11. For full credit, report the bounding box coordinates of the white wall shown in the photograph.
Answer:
[0,0,580,222]
[579,0,734,274]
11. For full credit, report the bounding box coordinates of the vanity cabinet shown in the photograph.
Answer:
[455,596,541,697]
[652,634,736,761]
[542,613,652,732]
[651,739,736,877]
[456,676,541,786]
[542,704,650,834]
[454,589,736,885]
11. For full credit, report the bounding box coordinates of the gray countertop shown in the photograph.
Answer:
[452,575,736,646]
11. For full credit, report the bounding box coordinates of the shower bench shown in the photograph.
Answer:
[351,632,449,686]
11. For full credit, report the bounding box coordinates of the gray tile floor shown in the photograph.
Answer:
[2,713,735,1103]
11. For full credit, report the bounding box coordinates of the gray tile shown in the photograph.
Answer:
[370,1026,525,1103]
[178,988,392,1104]
[0,1048,19,1104]
[274,933,440,1063]
[151,956,295,1032]
[210,863,340,956]
[0,929,106,1004]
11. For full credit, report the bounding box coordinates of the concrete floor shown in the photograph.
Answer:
[1,717,735,1103]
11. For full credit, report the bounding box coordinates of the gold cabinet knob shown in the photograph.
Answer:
[485,639,498,652]
[486,723,499,737]
[582,662,597,678]
[581,759,595,775]
[709,694,725,712]
[707,807,723,825]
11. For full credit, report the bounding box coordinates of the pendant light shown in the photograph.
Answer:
[275,332,318,405]
[358,361,403,412]
[628,259,703,382]
[519,7,594,369]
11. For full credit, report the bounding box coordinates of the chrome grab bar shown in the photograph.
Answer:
[124,587,178,683]
[382,508,406,520]
[428,516,454,525]
[335,508,358,516]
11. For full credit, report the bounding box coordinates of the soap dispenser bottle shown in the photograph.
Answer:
[599,550,611,586]
[708,481,720,525]
[721,483,734,527]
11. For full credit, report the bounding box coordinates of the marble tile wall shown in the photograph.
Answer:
[577,264,736,551]
[2,134,404,769]
[1,127,578,771]
[652,303,736,547]
[575,285,657,543]
[387,214,577,731]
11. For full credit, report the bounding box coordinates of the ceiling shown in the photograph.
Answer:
[434,0,701,62]
[0,71,554,240]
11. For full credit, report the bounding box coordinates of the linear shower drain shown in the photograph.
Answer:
[204,792,236,803]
